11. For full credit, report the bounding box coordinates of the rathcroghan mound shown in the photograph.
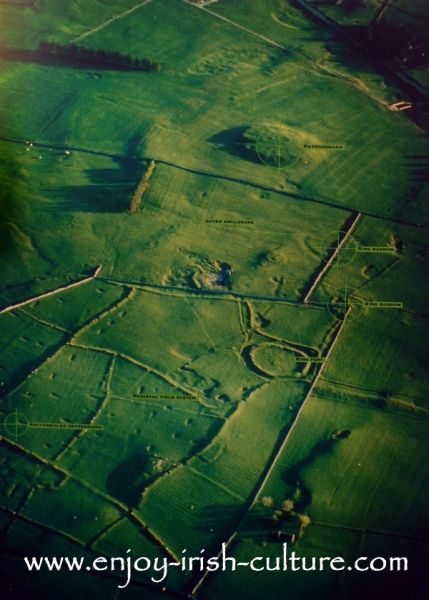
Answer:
[242,122,322,168]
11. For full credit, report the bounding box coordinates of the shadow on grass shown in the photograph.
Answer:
[0,334,69,400]
[208,127,261,165]
[197,438,348,546]
[300,14,429,129]
[43,157,142,213]
[280,433,352,514]
[280,438,337,512]
[322,36,379,72]
[0,47,148,72]
[107,453,152,507]
[405,154,429,182]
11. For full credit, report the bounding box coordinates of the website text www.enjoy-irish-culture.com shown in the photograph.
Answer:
[23,543,408,589]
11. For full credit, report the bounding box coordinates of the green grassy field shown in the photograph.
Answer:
[202,391,429,599]
[0,0,428,598]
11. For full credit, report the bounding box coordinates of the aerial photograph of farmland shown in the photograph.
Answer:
[0,0,428,598]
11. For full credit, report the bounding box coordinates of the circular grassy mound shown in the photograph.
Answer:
[250,343,296,377]
[242,123,303,168]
